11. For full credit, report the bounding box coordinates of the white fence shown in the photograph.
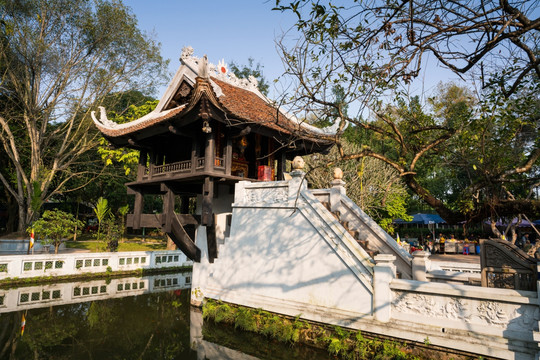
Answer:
[0,272,191,313]
[374,255,540,359]
[0,250,192,280]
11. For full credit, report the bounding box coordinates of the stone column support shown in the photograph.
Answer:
[288,156,307,199]
[373,254,396,323]
[329,167,346,212]
[412,251,430,282]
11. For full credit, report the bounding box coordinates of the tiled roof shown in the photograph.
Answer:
[94,76,332,145]
[212,77,298,135]
[95,105,185,138]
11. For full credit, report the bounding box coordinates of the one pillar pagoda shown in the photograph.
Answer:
[92,47,340,262]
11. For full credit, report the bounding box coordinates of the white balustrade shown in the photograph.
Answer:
[0,250,192,280]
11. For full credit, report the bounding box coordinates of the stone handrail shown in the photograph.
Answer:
[311,189,413,279]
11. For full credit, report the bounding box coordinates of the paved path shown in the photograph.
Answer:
[428,253,480,264]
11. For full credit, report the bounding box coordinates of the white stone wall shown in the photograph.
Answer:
[192,174,376,324]
[387,279,540,359]
[0,250,192,280]
[191,174,540,359]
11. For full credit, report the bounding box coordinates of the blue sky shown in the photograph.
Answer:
[128,0,297,97]
[127,0,458,102]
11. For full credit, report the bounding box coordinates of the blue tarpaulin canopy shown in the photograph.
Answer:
[393,213,446,225]
[486,218,540,227]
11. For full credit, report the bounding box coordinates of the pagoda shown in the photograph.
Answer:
[92,47,340,262]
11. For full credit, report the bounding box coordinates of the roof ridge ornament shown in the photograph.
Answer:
[198,55,209,79]
[180,46,263,99]
[91,106,118,129]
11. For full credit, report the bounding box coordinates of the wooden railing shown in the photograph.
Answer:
[153,160,192,175]
[196,158,205,169]
[142,156,228,177]
[215,157,225,168]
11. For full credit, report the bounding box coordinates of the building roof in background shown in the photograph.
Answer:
[394,213,446,225]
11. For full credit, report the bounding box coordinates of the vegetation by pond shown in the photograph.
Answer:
[203,299,478,360]
[65,239,166,252]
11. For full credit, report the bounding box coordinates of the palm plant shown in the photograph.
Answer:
[94,197,111,242]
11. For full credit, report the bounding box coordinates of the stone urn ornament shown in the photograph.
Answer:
[291,156,305,170]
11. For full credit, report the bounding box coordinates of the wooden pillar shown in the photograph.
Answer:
[162,185,174,233]
[148,151,155,179]
[191,138,197,173]
[201,177,214,226]
[204,132,215,172]
[137,150,147,180]
[133,190,144,230]
[225,137,232,175]
[202,177,217,263]
[207,215,217,263]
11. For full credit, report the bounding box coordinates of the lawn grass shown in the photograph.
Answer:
[65,239,167,252]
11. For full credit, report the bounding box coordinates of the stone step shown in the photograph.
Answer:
[357,239,369,249]
[367,250,379,258]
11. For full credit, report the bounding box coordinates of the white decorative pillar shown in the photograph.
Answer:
[330,167,346,212]
[288,156,307,198]
[534,264,540,358]
[412,251,430,282]
[373,254,396,322]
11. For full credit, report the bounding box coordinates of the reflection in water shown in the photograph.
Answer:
[0,273,329,359]
[0,272,196,359]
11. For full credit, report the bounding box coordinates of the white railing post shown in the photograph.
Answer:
[330,167,346,212]
[288,156,307,199]
[373,254,396,322]
[412,251,430,282]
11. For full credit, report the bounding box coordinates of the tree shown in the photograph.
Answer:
[305,141,411,234]
[31,209,83,254]
[229,58,270,96]
[274,0,539,97]
[273,1,540,226]
[0,0,167,232]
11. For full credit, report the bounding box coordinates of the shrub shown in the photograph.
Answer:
[31,210,83,254]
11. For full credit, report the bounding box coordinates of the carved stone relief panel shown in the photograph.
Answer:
[244,186,289,205]
[392,290,539,332]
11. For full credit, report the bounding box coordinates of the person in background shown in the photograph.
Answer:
[439,233,446,253]
[520,233,530,248]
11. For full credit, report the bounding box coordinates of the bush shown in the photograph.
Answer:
[31,210,83,254]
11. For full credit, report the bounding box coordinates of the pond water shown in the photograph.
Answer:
[0,272,330,359]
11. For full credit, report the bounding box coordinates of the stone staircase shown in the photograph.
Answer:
[322,202,380,259]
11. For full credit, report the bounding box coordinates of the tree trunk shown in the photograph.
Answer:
[17,203,26,234]
[5,195,17,234]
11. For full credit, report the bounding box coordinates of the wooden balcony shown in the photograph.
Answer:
[142,156,227,180]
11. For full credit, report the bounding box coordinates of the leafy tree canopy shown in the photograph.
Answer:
[229,58,270,96]
[273,0,540,226]
[0,0,167,231]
